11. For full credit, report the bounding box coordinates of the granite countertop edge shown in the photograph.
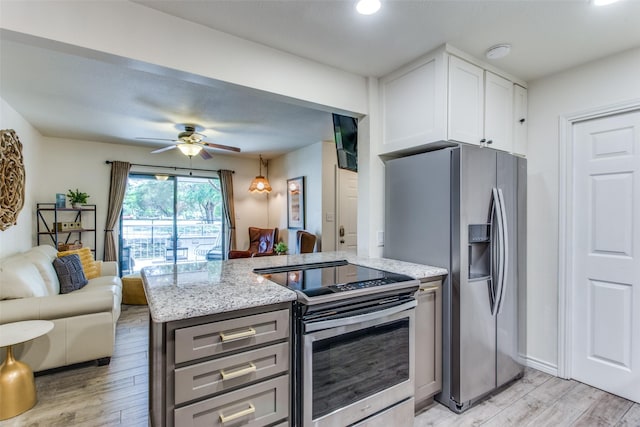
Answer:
[141,251,448,323]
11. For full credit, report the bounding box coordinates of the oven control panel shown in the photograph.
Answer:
[333,278,398,292]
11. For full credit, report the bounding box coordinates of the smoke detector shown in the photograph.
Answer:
[486,44,512,60]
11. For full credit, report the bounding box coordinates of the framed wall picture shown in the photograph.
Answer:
[0,129,25,231]
[287,176,305,229]
[56,193,66,208]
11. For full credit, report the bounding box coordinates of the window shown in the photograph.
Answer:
[119,174,224,275]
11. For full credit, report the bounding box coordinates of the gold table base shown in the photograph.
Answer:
[0,345,37,420]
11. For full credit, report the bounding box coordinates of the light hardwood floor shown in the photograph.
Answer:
[2,305,638,426]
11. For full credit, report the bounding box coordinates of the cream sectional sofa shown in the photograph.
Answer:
[0,245,122,372]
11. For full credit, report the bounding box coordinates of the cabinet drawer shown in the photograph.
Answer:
[175,309,290,364]
[175,342,289,404]
[351,398,414,427]
[174,375,289,427]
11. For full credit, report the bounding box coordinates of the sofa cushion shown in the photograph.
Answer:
[57,247,101,279]
[0,256,50,299]
[53,254,88,294]
[23,248,60,294]
[82,275,122,291]
[33,244,58,260]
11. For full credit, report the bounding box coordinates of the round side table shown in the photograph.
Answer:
[0,320,54,420]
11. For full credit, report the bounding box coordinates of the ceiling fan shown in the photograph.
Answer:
[137,124,241,159]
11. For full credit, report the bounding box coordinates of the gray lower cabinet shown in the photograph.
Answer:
[414,280,442,406]
[174,375,289,427]
[150,303,291,427]
[174,310,290,364]
[174,342,289,404]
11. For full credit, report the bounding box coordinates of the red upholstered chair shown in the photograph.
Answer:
[228,227,279,259]
[296,230,317,254]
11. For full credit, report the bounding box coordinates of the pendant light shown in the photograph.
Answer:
[248,155,272,194]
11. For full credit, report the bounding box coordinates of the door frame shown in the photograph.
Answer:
[335,166,358,253]
[557,98,640,379]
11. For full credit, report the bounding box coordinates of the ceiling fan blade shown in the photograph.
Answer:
[199,149,213,160]
[202,141,241,152]
[136,137,179,142]
[150,145,177,154]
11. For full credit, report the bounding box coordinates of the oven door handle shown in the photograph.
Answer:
[304,299,417,333]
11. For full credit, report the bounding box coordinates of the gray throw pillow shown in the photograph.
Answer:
[53,254,88,294]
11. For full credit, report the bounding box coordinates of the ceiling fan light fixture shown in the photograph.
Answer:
[356,0,381,15]
[177,143,203,157]
[485,44,512,60]
[249,155,272,194]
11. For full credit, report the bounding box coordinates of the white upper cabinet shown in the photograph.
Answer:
[513,84,528,157]
[448,56,484,146]
[381,50,447,154]
[447,57,514,151]
[380,45,527,157]
[484,71,514,152]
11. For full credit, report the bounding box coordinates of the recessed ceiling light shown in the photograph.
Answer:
[356,0,381,15]
[485,44,512,60]
[593,0,620,5]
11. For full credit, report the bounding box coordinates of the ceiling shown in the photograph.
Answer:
[2,0,640,159]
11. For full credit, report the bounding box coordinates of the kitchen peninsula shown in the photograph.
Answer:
[142,252,447,427]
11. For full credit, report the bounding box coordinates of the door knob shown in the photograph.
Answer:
[339,226,345,237]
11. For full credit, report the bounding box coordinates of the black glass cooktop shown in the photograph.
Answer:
[253,260,414,298]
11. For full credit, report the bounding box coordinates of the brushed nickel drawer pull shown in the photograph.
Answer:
[219,403,255,423]
[220,362,257,380]
[219,327,256,342]
[419,286,439,292]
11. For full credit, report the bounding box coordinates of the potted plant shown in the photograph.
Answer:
[274,242,288,255]
[67,188,90,209]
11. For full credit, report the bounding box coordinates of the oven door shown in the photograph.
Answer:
[302,300,415,427]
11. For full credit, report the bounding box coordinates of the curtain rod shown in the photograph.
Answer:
[105,160,233,174]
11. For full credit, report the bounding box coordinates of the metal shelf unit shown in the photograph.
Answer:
[36,203,97,253]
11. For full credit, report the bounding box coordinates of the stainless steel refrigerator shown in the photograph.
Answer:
[384,144,526,413]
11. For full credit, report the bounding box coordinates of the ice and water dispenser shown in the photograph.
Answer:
[468,224,491,280]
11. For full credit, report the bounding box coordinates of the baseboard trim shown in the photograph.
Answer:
[524,356,558,377]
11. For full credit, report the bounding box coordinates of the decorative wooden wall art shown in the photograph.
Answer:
[0,129,26,231]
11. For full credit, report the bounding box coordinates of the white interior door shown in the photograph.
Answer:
[336,168,358,253]
[571,110,640,403]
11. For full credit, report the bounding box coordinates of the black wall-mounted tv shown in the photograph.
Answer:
[332,113,358,173]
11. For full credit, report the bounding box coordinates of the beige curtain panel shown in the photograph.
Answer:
[104,161,131,262]
[219,170,236,258]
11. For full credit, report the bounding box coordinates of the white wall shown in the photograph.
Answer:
[321,141,338,252]
[0,1,367,115]
[360,77,384,258]
[526,47,640,370]
[268,143,324,252]
[0,97,44,257]
[27,136,265,260]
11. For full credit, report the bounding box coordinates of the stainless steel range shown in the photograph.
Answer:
[254,260,419,427]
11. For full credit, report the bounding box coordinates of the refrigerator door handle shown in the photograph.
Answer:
[489,188,504,316]
[491,188,505,316]
[495,188,509,314]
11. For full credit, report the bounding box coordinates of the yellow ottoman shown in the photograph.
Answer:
[121,274,147,305]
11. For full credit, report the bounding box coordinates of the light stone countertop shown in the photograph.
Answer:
[141,251,448,323]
